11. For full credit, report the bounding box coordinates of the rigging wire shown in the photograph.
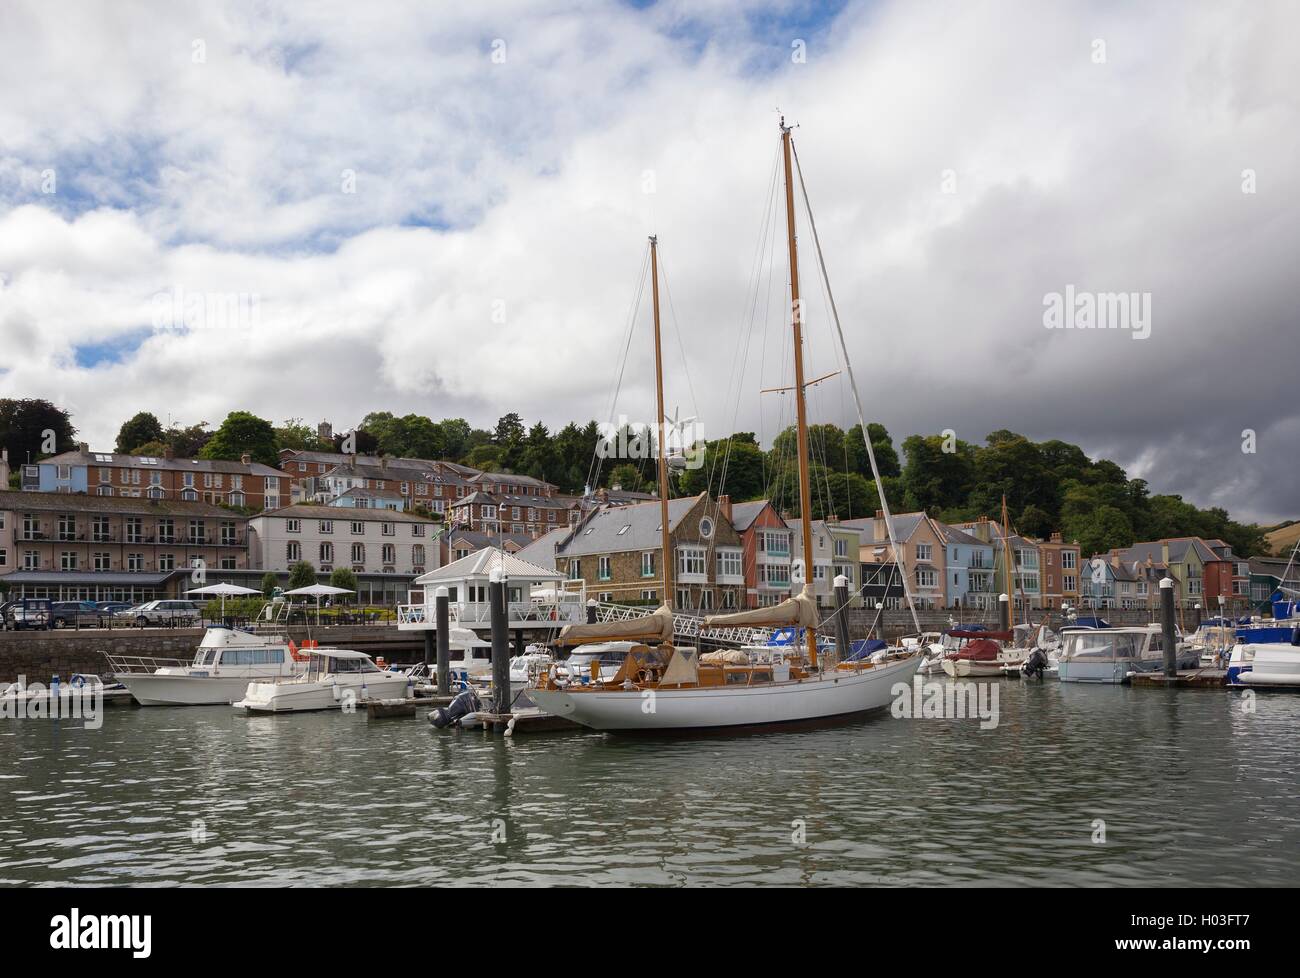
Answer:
[791,135,922,634]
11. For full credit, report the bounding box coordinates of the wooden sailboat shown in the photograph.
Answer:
[528,120,922,731]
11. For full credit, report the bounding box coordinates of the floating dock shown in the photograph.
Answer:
[1129,668,1226,688]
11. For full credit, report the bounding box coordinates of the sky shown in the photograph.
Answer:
[0,0,1295,523]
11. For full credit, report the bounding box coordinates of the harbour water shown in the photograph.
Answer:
[2,680,1296,887]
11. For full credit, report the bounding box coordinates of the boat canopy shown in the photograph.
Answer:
[948,628,1012,641]
[556,604,674,646]
[1067,616,1111,629]
[844,639,888,662]
[702,588,819,631]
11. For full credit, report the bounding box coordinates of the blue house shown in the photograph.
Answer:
[935,522,996,611]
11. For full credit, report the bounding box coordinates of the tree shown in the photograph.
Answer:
[900,434,977,511]
[165,422,212,457]
[607,463,645,492]
[275,418,331,453]
[0,398,76,464]
[260,572,278,598]
[329,567,358,596]
[115,412,164,453]
[287,560,317,590]
[200,411,279,466]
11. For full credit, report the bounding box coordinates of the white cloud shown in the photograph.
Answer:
[0,0,1296,522]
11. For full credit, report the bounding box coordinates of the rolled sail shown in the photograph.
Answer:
[702,588,820,631]
[557,604,674,646]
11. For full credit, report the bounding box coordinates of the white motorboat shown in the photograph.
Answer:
[235,649,410,713]
[1227,641,1300,688]
[109,626,307,706]
[1057,624,1199,684]
[553,640,642,684]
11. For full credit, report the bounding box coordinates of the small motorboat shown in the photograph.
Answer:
[109,626,306,706]
[1057,624,1199,684]
[235,649,410,713]
[1227,639,1300,688]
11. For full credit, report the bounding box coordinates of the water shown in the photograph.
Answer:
[2,680,1296,886]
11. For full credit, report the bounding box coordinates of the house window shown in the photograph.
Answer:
[411,524,424,537]
[97,485,114,496]
[220,557,237,570]
[675,587,692,608]
[677,546,706,578]
[717,549,743,579]
[287,541,301,562]
[58,515,76,541]
[382,522,395,536]
[722,589,737,609]
[286,519,301,533]
[189,519,205,543]
[92,516,110,542]
[1062,551,1077,570]
[568,559,581,580]
[382,544,395,564]
[916,543,932,561]
[699,589,714,611]
[158,554,175,571]
[125,517,143,543]
[319,521,334,534]
[412,545,425,566]
[834,538,847,558]
[24,551,39,570]
[916,568,937,588]
[598,556,611,580]
[1064,575,1077,592]
[641,589,657,602]
[642,552,655,577]
[128,553,143,572]
[351,521,365,535]
[158,519,175,543]
[320,542,334,563]
[351,543,365,564]
[93,552,111,571]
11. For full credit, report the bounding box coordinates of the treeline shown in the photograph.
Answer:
[0,398,1267,556]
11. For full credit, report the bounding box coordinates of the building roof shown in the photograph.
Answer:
[39,448,287,479]
[413,547,563,584]
[729,500,781,532]
[0,489,243,519]
[840,512,930,544]
[514,526,571,570]
[255,504,436,524]
[933,521,989,548]
[334,487,405,501]
[557,495,703,557]
[445,529,537,551]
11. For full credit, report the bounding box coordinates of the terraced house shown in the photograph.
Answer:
[1036,532,1082,610]
[787,518,862,608]
[554,493,745,613]
[0,489,250,602]
[844,511,945,609]
[23,444,290,510]
[725,498,793,608]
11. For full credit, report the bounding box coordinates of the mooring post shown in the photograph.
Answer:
[514,627,525,657]
[434,585,450,696]
[998,592,1010,632]
[586,598,597,624]
[1194,602,1202,630]
[1160,577,1178,677]
[489,569,511,715]
[833,574,853,662]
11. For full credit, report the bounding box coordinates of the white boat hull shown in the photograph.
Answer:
[941,658,1018,678]
[119,673,267,706]
[529,654,922,731]
[236,674,410,713]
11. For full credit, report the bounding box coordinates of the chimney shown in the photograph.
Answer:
[1050,531,1062,543]
[240,453,251,465]
[0,448,8,487]
[826,512,839,524]
[718,494,732,522]
[875,509,884,519]
[78,441,89,454]
[379,457,388,472]
[163,445,174,460]
[611,483,622,492]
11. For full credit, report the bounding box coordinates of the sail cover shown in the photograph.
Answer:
[702,588,820,631]
[556,604,674,646]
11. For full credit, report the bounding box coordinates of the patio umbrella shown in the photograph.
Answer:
[186,582,261,617]
[283,583,355,621]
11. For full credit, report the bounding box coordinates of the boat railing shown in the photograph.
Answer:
[396,598,584,627]
[102,651,190,674]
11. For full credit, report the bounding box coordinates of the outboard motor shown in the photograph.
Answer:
[430,689,481,729]
[1022,646,1049,680]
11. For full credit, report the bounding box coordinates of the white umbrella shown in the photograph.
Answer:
[186,582,261,617]
[284,583,355,621]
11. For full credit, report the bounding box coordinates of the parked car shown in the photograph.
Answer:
[0,599,18,630]
[50,600,109,628]
[95,601,134,615]
[8,598,54,631]
[116,599,203,627]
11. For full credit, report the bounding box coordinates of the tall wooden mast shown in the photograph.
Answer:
[649,236,673,610]
[781,119,819,668]
[1001,494,1016,631]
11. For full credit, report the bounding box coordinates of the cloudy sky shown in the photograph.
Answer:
[0,0,1295,522]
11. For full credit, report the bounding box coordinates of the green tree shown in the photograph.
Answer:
[287,560,317,590]
[607,463,645,492]
[329,567,358,596]
[165,422,212,457]
[200,411,279,466]
[115,412,164,453]
[900,433,977,511]
[0,398,77,464]
[275,418,331,453]
[260,572,278,598]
